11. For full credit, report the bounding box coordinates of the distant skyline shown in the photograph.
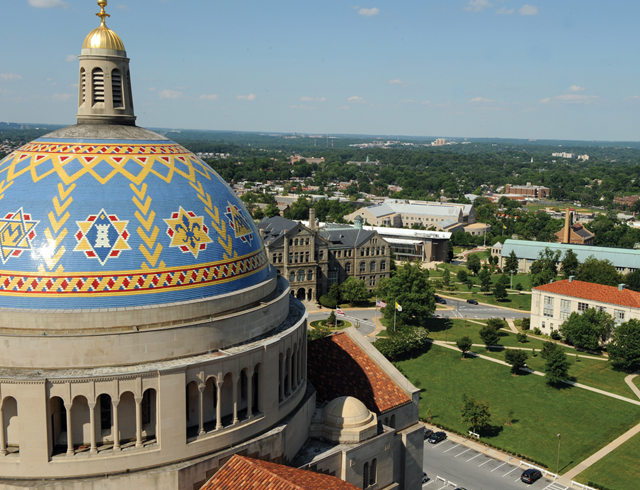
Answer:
[2,0,640,141]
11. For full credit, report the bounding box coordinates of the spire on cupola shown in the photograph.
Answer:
[77,0,136,126]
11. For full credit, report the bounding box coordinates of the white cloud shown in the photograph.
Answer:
[421,100,432,105]
[0,73,22,81]
[300,96,326,102]
[464,0,492,12]
[556,94,597,103]
[624,95,640,101]
[358,7,379,16]
[348,95,366,103]
[519,4,539,15]
[539,98,551,104]
[469,97,494,103]
[569,85,585,92]
[52,93,73,102]
[159,89,183,100]
[28,0,68,8]
[237,94,257,101]
[65,55,76,63]
[199,94,219,101]
[495,7,514,14]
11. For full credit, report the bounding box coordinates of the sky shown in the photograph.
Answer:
[2,0,640,141]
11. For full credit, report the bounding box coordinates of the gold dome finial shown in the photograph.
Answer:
[96,0,110,27]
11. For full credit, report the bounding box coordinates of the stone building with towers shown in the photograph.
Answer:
[0,3,423,489]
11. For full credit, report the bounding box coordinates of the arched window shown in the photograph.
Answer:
[381,246,385,255]
[305,238,309,245]
[361,248,365,256]
[289,271,295,282]
[370,261,376,272]
[307,269,313,281]
[370,459,377,486]
[381,260,386,271]
[360,262,366,273]
[79,67,86,105]
[345,262,351,273]
[111,68,123,108]
[297,270,305,281]
[92,68,105,106]
[377,247,380,255]
[289,239,293,246]
[390,414,396,429]
[363,463,369,489]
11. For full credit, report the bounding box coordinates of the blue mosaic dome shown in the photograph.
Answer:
[0,130,269,309]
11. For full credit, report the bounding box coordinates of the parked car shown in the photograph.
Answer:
[422,472,429,484]
[423,428,434,440]
[521,468,542,484]
[435,295,446,305]
[427,431,447,444]
[466,299,478,305]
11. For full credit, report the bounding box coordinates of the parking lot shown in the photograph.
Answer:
[423,438,570,490]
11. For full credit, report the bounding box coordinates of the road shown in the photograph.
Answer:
[423,438,565,490]
[436,297,530,321]
[308,308,380,337]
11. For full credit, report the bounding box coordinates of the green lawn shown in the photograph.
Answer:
[576,429,640,490]
[437,289,531,310]
[396,345,640,474]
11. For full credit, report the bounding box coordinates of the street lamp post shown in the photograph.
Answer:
[556,433,562,477]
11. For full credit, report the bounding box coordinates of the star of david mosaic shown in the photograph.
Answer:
[224,202,254,245]
[0,208,39,264]
[164,207,213,259]
[74,210,131,265]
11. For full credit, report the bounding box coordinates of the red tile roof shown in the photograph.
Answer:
[307,332,411,414]
[201,455,361,490]
[534,279,640,309]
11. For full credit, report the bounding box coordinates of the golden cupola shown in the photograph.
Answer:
[77,0,135,125]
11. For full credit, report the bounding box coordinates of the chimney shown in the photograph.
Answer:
[619,284,625,291]
[569,276,574,283]
[309,208,316,231]
[563,207,571,244]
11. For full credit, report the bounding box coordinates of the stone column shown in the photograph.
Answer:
[215,380,223,430]
[88,402,97,454]
[65,402,74,456]
[135,396,143,447]
[198,385,205,435]
[232,375,238,425]
[112,400,120,451]
[246,367,254,420]
[0,406,6,456]
[286,353,292,396]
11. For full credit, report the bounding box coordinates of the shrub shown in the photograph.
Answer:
[374,327,430,361]
[550,330,562,341]
[514,282,523,291]
[533,327,542,335]
[516,333,528,343]
[318,294,337,309]
[521,318,530,330]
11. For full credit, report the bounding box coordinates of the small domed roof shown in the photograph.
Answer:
[322,396,373,429]
[82,1,125,52]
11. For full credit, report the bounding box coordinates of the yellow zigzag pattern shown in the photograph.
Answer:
[43,182,75,270]
[189,180,235,260]
[131,183,165,271]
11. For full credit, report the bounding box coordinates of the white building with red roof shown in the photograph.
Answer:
[531,278,640,335]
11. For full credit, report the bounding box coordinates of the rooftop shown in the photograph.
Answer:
[534,279,640,309]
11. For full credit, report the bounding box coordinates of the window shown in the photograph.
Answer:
[289,239,293,246]
[319,251,324,260]
[294,252,299,263]
[79,67,86,105]
[328,270,338,285]
[561,299,571,310]
[289,271,295,282]
[288,254,293,263]
[560,311,570,321]
[363,463,369,489]
[141,390,151,424]
[380,260,386,271]
[307,270,313,281]
[305,252,309,262]
[578,302,589,311]
[369,459,377,486]
[92,68,105,105]
[543,296,554,317]
[381,247,385,255]
[112,69,123,108]
[305,238,309,245]
[597,306,607,313]
[345,262,351,273]
[370,261,376,272]
[361,249,365,256]
[297,270,305,281]
[360,262,366,273]
[294,238,298,246]
[615,309,625,321]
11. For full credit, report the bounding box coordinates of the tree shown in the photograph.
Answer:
[327,283,341,304]
[460,395,491,433]
[264,203,280,218]
[561,249,579,279]
[505,349,528,374]
[375,262,435,328]
[545,348,571,387]
[531,247,562,287]
[625,269,640,293]
[374,327,430,361]
[540,340,558,359]
[467,254,481,276]
[456,336,473,358]
[504,250,519,274]
[493,275,509,301]
[559,308,615,350]
[340,277,368,306]
[479,268,492,292]
[479,324,500,348]
[575,256,622,287]
[608,319,640,371]
[521,318,530,330]
[457,269,468,283]
[326,310,337,327]
[442,268,451,287]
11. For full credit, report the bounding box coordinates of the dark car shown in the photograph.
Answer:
[427,431,447,444]
[435,295,446,305]
[423,428,434,440]
[521,468,542,484]
[466,299,478,305]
